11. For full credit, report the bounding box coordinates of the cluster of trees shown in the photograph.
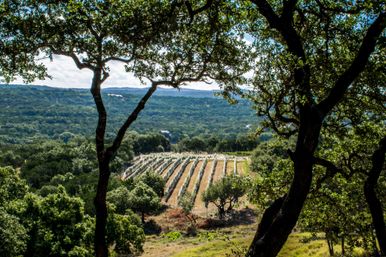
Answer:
[107,172,165,223]
[0,136,166,256]
[0,166,148,256]
[174,134,267,153]
[0,137,131,188]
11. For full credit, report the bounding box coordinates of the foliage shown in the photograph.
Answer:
[0,207,27,257]
[106,210,145,255]
[106,186,132,215]
[16,187,94,257]
[0,166,28,203]
[248,137,294,207]
[202,175,250,219]
[163,231,182,241]
[16,139,97,188]
[299,122,386,255]
[178,192,197,235]
[250,123,386,255]
[135,171,165,198]
[127,181,162,223]
[0,85,258,144]
[179,192,194,216]
[126,132,171,154]
[0,138,132,190]
[175,134,262,153]
[0,166,146,256]
[0,2,47,83]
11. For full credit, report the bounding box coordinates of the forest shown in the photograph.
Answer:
[0,1,385,257]
[0,84,259,144]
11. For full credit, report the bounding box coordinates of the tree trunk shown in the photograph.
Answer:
[341,236,345,256]
[371,231,381,257]
[94,160,111,257]
[219,206,225,220]
[142,212,145,224]
[91,78,157,257]
[254,195,285,239]
[364,136,386,256]
[327,238,334,256]
[244,6,385,257]
[247,107,322,257]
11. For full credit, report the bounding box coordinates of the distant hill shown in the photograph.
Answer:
[104,87,221,98]
[0,84,258,144]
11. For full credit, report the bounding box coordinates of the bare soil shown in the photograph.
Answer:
[212,160,225,183]
[167,161,194,206]
[165,162,184,188]
[160,161,176,177]
[186,160,203,193]
[226,160,234,175]
[237,161,244,175]
[193,160,213,210]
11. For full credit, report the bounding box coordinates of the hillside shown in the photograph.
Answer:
[0,84,258,143]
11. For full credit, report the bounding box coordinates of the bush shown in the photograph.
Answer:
[135,171,165,198]
[127,182,162,223]
[163,231,182,241]
[202,175,250,219]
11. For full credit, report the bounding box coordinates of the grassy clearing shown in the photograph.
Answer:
[169,232,332,257]
[143,228,365,257]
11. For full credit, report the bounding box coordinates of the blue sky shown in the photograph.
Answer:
[12,54,219,91]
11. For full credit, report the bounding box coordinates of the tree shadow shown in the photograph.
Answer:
[143,219,162,235]
[198,208,257,229]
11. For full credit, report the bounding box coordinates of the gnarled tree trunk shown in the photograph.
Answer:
[364,136,386,256]
[245,2,386,255]
[247,107,322,257]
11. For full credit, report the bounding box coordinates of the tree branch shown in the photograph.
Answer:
[251,0,281,29]
[51,49,94,70]
[318,12,386,116]
[103,56,133,64]
[281,0,298,23]
[90,68,107,162]
[106,83,158,157]
[315,0,363,15]
[185,0,214,22]
[313,156,358,184]
[250,0,312,103]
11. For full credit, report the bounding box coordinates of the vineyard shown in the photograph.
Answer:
[121,153,249,213]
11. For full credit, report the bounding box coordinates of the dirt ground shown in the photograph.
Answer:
[142,207,257,257]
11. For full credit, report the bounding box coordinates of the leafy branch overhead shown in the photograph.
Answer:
[243,0,385,137]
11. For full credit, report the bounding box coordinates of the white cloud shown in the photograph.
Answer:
[12,55,219,91]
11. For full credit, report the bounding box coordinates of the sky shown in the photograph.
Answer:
[12,55,219,91]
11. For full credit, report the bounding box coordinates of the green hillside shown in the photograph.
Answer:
[0,84,258,143]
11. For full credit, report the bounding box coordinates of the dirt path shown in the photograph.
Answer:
[160,161,176,177]
[165,162,184,188]
[212,159,225,183]
[193,160,213,210]
[237,161,244,175]
[226,160,234,175]
[166,161,194,206]
[186,160,203,193]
